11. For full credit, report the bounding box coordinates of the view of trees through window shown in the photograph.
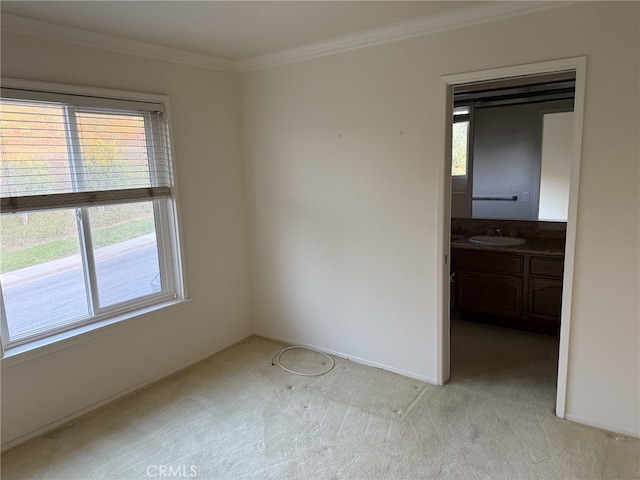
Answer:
[0,87,177,346]
[452,120,469,176]
[0,103,155,274]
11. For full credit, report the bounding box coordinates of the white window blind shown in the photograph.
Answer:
[0,82,183,350]
[0,87,172,213]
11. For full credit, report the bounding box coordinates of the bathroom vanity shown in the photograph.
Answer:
[451,238,564,335]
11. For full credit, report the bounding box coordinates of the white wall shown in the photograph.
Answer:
[240,2,639,436]
[1,1,638,447]
[0,32,252,448]
[539,111,573,221]
[240,50,439,381]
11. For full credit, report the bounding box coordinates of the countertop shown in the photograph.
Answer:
[451,236,565,256]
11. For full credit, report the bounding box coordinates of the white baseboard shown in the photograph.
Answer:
[256,330,438,385]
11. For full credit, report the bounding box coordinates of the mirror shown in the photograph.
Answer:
[451,72,576,221]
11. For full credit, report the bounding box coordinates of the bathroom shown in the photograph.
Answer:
[449,71,575,336]
[447,72,577,402]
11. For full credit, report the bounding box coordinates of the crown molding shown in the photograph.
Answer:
[1,13,235,72]
[235,1,572,72]
[2,2,573,74]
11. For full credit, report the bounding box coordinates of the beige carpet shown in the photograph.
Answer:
[2,320,639,479]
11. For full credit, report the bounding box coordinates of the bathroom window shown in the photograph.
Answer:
[452,105,470,176]
[0,81,184,351]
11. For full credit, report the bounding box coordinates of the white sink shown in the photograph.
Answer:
[469,235,526,246]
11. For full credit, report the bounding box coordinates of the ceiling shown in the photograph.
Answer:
[1,1,489,62]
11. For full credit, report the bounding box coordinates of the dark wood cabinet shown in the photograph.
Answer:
[453,248,563,335]
[457,272,523,317]
[528,257,564,323]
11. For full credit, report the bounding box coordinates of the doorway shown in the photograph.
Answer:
[438,58,587,419]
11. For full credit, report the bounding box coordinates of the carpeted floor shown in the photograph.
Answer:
[2,320,639,479]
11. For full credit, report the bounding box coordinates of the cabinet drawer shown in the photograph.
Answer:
[530,257,564,278]
[455,251,523,275]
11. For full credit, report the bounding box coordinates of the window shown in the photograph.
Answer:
[0,82,183,350]
[452,105,470,176]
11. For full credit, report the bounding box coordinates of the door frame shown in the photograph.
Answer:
[437,57,587,418]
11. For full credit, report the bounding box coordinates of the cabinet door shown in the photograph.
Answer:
[457,272,523,317]
[528,277,563,320]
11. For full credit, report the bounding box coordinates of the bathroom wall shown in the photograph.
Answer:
[472,100,573,220]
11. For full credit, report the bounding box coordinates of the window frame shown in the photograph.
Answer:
[451,104,472,178]
[0,78,187,355]
[451,102,474,202]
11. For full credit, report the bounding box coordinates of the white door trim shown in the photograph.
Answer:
[438,57,587,418]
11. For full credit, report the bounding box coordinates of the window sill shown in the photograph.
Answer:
[0,299,190,369]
